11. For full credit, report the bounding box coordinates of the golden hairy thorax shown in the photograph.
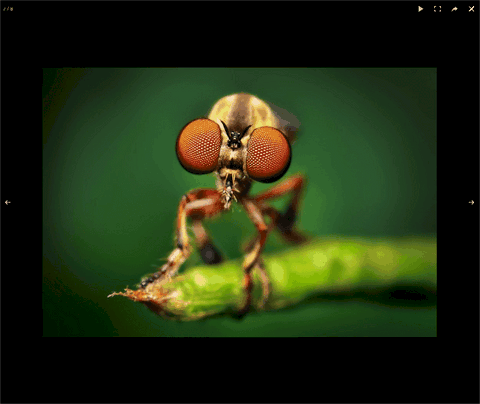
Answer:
[208,93,280,135]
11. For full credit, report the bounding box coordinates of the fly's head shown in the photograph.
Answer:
[175,98,292,210]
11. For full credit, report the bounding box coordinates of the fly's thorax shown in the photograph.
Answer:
[208,93,280,131]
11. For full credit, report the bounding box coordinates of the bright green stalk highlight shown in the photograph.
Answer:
[109,236,436,321]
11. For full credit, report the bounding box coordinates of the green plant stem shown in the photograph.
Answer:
[109,236,436,321]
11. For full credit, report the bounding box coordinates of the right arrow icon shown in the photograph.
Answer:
[418,6,423,12]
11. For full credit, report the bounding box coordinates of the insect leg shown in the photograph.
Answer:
[253,174,308,244]
[253,257,269,309]
[192,219,224,265]
[242,204,279,253]
[241,204,279,310]
[237,199,273,317]
[140,189,223,289]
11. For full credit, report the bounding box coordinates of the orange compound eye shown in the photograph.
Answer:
[176,118,222,174]
[246,127,291,183]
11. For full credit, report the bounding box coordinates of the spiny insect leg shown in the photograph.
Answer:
[140,189,223,289]
[253,174,308,244]
[237,199,270,318]
[242,205,279,253]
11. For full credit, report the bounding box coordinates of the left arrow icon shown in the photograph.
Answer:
[418,6,423,11]
[5,200,11,205]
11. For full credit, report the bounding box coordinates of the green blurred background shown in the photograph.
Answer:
[43,68,436,336]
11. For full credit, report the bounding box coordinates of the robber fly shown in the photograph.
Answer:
[141,93,307,318]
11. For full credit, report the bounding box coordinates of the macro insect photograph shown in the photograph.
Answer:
[43,68,437,336]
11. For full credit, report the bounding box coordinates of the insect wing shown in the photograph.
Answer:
[265,100,301,146]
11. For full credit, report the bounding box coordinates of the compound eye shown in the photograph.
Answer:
[246,127,291,183]
[176,118,222,174]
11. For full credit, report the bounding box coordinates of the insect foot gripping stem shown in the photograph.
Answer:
[107,265,194,319]
[107,245,193,318]
[107,283,178,318]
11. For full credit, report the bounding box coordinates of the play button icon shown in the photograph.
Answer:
[418,6,423,11]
